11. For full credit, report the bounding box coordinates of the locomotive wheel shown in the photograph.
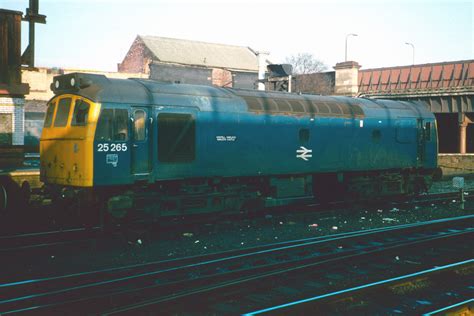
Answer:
[240,198,264,216]
[20,182,31,206]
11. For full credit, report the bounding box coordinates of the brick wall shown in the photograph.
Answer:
[438,154,474,178]
[0,97,24,145]
[22,68,52,100]
[212,68,232,87]
[150,62,212,85]
[118,37,153,74]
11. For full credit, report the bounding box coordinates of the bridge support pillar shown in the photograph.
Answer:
[459,113,473,154]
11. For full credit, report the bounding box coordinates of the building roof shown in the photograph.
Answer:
[139,35,259,72]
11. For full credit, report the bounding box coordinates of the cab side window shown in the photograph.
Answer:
[71,99,90,126]
[114,109,129,141]
[43,101,56,128]
[96,108,129,141]
[96,109,113,141]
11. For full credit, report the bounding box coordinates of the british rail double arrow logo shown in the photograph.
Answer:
[296,146,313,161]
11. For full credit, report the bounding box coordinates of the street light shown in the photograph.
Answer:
[345,33,358,62]
[405,42,415,65]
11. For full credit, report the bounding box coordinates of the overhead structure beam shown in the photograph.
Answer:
[21,0,46,68]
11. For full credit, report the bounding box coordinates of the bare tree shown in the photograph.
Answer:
[285,53,327,75]
[294,73,334,95]
[284,53,333,95]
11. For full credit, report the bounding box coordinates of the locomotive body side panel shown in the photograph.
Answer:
[92,103,132,186]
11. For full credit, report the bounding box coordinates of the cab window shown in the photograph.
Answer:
[115,109,129,141]
[96,108,129,141]
[44,101,56,128]
[71,99,90,126]
[54,98,72,127]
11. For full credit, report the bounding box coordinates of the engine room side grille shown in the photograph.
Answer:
[242,96,364,118]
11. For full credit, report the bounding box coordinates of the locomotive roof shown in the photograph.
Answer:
[50,73,433,118]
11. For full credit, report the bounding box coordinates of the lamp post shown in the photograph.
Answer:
[405,42,415,65]
[345,33,358,62]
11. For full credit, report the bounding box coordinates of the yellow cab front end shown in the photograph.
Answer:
[40,94,100,187]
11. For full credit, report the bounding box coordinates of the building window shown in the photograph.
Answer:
[158,113,195,162]
[53,98,72,127]
[71,99,90,126]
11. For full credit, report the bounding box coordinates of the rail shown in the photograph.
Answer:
[0,214,472,314]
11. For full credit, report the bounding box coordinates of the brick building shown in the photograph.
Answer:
[118,35,265,89]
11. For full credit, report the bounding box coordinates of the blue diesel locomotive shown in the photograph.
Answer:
[40,73,438,219]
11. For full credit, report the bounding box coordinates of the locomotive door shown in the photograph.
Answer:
[131,107,151,177]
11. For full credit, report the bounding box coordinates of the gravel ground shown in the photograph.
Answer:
[2,178,474,283]
[429,177,474,193]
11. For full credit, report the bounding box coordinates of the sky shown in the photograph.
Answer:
[2,0,473,72]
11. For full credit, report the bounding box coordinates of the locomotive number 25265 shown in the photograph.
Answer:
[97,143,128,152]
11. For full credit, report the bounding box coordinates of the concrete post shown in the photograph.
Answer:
[334,61,361,96]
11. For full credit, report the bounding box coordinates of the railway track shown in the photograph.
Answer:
[0,227,104,253]
[0,214,472,315]
[303,188,473,212]
[0,191,468,253]
[245,259,474,315]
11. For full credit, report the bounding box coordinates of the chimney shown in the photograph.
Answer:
[256,51,269,91]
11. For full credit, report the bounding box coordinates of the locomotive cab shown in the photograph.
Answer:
[40,94,99,187]
[40,73,157,189]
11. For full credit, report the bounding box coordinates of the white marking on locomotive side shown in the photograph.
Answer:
[216,136,237,142]
[296,146,312,161]
[360,120,364,128]
[106,154,118,167]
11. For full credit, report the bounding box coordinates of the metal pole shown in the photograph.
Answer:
[345,33,358,62]
[405,42,415,65]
